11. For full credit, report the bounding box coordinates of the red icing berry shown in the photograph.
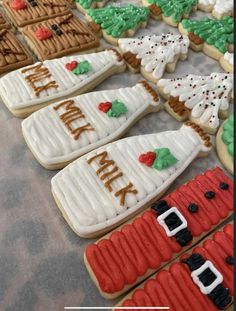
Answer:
[35,27,52,41]
[139,151,156,167]
[98,102,112,113]
[65,61,78,71]
[11,0,27,10]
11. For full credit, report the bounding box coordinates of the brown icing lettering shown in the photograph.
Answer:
[87,151,138,205]
[115,182,138,206]
[53,100,94,140]
[21,63,58,96]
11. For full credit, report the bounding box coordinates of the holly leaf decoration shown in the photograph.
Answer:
[152,148,178,170]
[107,100,128,117]
[73,60,91,75]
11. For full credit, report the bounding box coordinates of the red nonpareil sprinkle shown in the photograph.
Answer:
[139,151,156,167]
[98,102,112,113]
[35,27,52,41]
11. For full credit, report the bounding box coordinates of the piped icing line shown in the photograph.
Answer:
[117,223,233,310]
[85,167,233,296]
[144,0,197,24]
[51,122,212,237]
[0,49,125,113]
[179,16,234,55]
[157,72,233,130]
[118,33,190,82]
[22,81,161,168]
[76,0,108,10]
[2,0,70,27]
[86,4,150,39]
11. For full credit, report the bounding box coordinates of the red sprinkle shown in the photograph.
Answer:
[11,0,27,10]
[98,102,112,113]
[139,151,156,167]
[65,61,78,71]
[35,27,52,41]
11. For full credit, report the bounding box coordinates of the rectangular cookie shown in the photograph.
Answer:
[21,13,100,60]
[2,0,71,28]
[116,223,234,310]
[0,28,33,74]
[0,49,125,117]
[84,167,233,299]
[22,81,161,169]
[51,121,212,238]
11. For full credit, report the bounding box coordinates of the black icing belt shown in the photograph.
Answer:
[151,200,193,246]
[182,253,232,310]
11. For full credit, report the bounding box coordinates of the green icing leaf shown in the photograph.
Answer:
[73,60,91,75]
[152,148,178,170]
[107,100,128,117]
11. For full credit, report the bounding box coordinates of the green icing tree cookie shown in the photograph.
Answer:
[148,0,197,23]
[87,4,150,38]
[181,16,234,54]
[222,114,234,157]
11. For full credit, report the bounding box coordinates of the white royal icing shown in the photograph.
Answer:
[118,34,189,80]
[198,0,233,15]
[51,124,211,236]
[223,52,234,66]
[158,73,233,129]
[213,0,233,15]
[0,50,124,110]
[22,82,161,167]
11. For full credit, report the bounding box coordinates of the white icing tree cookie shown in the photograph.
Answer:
[198,0,233,19]
[0,49,126,118]
[220,52,233,73]
[51,122,212,238]
[157,73,233,134]
[22,81,161,170]
[118,33,190,83]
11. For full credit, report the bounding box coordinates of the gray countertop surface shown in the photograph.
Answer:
[0,2,233,310]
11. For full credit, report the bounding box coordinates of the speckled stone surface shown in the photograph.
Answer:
[0,1,233,310]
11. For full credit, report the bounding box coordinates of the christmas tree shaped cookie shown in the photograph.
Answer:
[51,122,212,238]
[86,4,150,45]
[198,0,233,20]
[179,16,234,60]
[76,0,108,14]
[216,114,234,174]
[157,72,233,134]
[220,52,233,73]
[0,49,126,117]
[22,81,161,169]
[143,0,197,27]
[118,33,190,83]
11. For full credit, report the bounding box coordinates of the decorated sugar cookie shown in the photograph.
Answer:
[22,13,100,60]
[157,73,233,134]
[116,223,234,310]
[0,49,126,117]
[220,52,233,73]
[76,0,108,14]
[118,34,190,83]
[179,16,234,60]
[85,167,233,299]
[2,0,70,28]
[51,121,212,238]
[86,4,150,45]
[142,0,198,27]
[0,29,33,75]
[198,0,233,19]
[216,114,234,175]
[22,81,161,169]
